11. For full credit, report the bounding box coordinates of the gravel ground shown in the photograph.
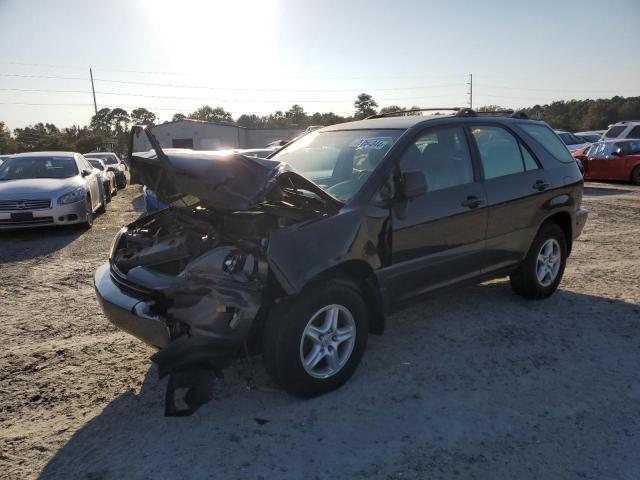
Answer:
[1,182,639,480]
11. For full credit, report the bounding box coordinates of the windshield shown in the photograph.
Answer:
[87,153,118,165]
[88,159,104,171]
[271,129,405,201]
[0,156,78,180]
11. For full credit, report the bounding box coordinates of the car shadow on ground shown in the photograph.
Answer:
[583,183,635,197]
[39,282,640,479]
[0,225,86,264]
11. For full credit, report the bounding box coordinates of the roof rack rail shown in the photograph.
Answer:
[366,107,463,119]
[366,107,527,120]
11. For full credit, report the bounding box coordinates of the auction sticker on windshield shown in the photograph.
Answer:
[350,138,389,150]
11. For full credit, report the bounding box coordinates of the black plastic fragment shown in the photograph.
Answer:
[164,368,220,417]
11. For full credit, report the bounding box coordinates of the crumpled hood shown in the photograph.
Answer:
[130,147,340,211]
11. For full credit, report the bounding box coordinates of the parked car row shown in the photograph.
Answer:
[0,151,128,229]
[554,130,590,152]
[555,121,640,156]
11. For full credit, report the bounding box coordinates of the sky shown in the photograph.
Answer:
[0,0,639,129]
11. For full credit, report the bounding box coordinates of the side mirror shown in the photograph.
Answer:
[401,171,427,200]
[611,147,622,156]
[81,169,92,177]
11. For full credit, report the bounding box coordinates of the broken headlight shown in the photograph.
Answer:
[222,251,257,282]
[223,251,246,274]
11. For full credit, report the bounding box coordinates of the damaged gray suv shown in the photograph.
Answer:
[95,109,588,404]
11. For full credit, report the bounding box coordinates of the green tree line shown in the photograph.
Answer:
[2,95,638,154]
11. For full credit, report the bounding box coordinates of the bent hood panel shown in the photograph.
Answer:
[130,148,283,210]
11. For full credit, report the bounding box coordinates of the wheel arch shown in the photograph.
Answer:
[285,260,386,336]
[540,210,573,255]
[630,163,640,184]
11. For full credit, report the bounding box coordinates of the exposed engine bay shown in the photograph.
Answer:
[112,176,333,279]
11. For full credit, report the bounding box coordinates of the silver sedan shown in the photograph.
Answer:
[0,151,106,229]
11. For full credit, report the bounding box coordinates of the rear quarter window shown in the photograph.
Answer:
[627,126,640,139]
[517,123,575,163]
[604,125,626,138]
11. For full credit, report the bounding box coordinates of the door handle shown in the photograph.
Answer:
[533,179,551,191]
[461,196,484,209]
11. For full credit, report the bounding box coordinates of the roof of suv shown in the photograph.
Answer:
[321,112,539,132]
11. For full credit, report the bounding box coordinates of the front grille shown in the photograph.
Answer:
[0,216,54,226]
[0,199,51,211]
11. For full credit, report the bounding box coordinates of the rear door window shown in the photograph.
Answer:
[470,125,537,179]
[629,141,640,154]
[517,123,575,163]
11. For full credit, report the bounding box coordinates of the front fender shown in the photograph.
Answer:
[267,206,390,296]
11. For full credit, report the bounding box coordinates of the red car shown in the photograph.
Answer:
[572,140,640,185]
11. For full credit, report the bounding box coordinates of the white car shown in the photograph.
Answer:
[554,130,590,152]
[0,152,106,229]
[602,121,640,141]
[85,152,128,189]
[87,158,117,202]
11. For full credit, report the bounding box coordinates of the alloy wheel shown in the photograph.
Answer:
[536,238,561,287]
[299,304,356,379]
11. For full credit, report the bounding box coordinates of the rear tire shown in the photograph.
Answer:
[631,166,640,186]
[262,277,369,397]
[510,223,567,300]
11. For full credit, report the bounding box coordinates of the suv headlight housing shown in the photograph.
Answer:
[58,187,85,205]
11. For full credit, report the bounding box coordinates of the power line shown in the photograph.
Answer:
[475,83,636,93]
[0,102,356,115]
[0,87,466,104]
[0,61,469,80]
[0,73,466,93]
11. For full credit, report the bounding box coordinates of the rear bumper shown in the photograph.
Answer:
[0,200,89,229]
[574,207,588,239]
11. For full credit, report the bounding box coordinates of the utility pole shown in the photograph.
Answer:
[89,68,98,115]
[468,73,473,109]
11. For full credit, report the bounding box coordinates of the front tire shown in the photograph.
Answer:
[510,223,567,299]
[82,195,93,229]
[262,278,369,397]
[104,182,112,202]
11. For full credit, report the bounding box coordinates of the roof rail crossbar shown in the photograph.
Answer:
[367,107,528,120]
[475,109,515,115]
[366,107,463,119]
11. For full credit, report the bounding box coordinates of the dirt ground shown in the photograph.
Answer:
[1,182,639,480]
